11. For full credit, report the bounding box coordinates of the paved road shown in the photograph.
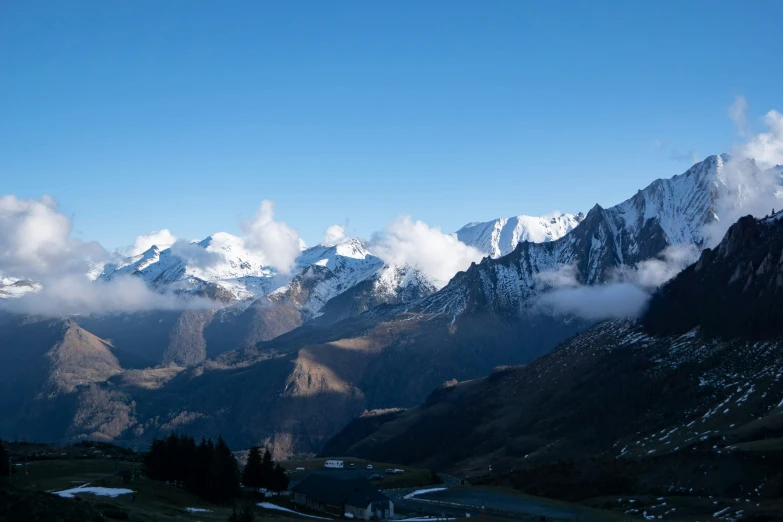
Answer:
[387,487,616,522]
[286,469,614,521]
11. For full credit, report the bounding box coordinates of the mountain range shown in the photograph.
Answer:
[1,154,782,467]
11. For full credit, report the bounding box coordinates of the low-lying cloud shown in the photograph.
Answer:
[372,215,484,288]
[537,283,651,321]
[0,274,213,316]
[534,245,701,321]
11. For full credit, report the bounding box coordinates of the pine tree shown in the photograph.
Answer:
[143,438,166,481]
[259,448,274,490]
[242,446,263,492]
[0,439,9,478]
[163,433,181,485]
[210,436,241,504]
[270,464,290,493]
[194,437,215,499]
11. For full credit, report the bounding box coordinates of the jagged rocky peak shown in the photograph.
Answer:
[644,211,783,339]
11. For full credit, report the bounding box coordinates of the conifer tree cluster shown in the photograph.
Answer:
[241,446,289,493]
[143,434,240,504]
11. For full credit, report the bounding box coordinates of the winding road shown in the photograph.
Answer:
[385,485,619,522]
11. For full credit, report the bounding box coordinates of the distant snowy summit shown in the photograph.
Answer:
[456,212,585,258]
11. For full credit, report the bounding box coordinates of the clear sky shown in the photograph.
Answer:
[1,1,781,250]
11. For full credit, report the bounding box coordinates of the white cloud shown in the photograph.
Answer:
[0,194,214,316]
[170,240,225,269]
[699,107,783,246]
[322,224,347,247]
[0,195,105,280]
[614,244,700,289]
[534,263,580,289]
[729,95,749,137]
[534,245,700,321]
[123,229,177,257]
[537,283,650,321]
[741,109,783,169]
[371,215,484,288]
[242,200,301,273]
[1,274,212,316]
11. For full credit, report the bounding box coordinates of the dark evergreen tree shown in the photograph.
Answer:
[270,464,289,493]
[209,437,241,504]
[143,438,166,480]
[163,433,181,484]
[0,439,9,477]
[259,448,274,490]
[194,437,215,499]
[242,446,263,492]
[143,434,240,504]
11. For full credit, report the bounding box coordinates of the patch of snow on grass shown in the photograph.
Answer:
[54,483,134,498]
[258,502,332,520]
[403,488,448,500]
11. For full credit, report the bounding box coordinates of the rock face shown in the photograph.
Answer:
[644,211,783,339]
[421,155,746,319]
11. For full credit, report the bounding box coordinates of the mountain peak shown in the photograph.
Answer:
[457,211,585,258]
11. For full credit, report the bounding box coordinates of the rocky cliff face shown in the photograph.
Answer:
[644,210,783,339]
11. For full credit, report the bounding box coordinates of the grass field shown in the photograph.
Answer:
[2,456,303,522]
[1,446,443,522]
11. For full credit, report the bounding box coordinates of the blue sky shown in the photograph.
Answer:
[1,1,781,250]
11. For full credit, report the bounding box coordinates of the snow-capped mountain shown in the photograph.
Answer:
[0,276,40,299]
[95,233,434,319]
[419,154,780,317]
[456,212,585,258]
[99,232,285,301]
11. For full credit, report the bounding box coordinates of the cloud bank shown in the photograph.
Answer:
[371,216,484,288]
[0,274,212,316]
[534,245,701,321]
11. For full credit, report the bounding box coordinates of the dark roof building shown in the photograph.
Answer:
[292,475,394,520]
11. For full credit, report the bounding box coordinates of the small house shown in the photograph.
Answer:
[292,475,394,520]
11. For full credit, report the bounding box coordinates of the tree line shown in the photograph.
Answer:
[143,434,288,506]
[0,439,9,477]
